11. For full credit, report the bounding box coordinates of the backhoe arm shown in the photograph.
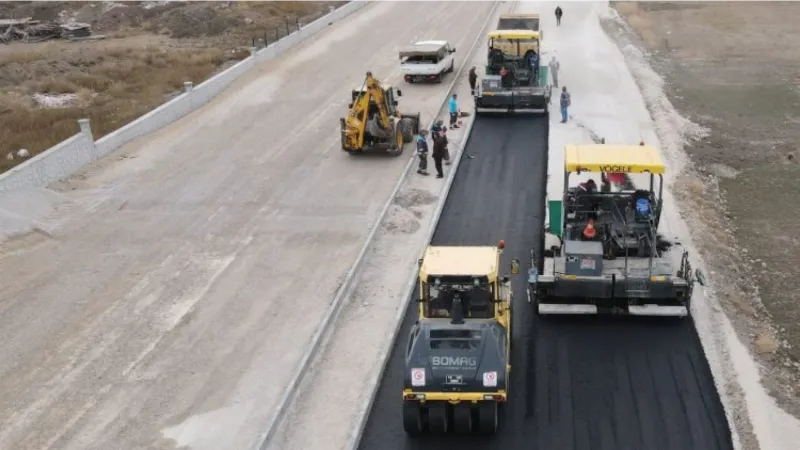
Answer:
[342,71,393,150]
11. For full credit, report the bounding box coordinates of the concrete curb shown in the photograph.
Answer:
[0,1,369,192]
[342,4,503,450]
[344,91,481,450]
[252,2,502,449]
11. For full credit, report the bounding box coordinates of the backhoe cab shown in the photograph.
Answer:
[341,71,421,156]
[403,242,519,436]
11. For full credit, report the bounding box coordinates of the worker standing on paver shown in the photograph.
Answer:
[549,56,560,88]
[468,66,478,95]
[555,6,563,26]
[529,51,539,84]
[448,94,460,129]
[560,86,571,123]
[416,130,429,176]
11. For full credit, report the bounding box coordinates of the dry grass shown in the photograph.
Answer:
[0,40,249,172]
[611,2,660,48]
[0,1,343,174]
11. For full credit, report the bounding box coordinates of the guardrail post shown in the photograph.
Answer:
[250,46,257,58]
[183,81,193,93]
[78,118,93,142]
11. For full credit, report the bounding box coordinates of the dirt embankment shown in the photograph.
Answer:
[0,1,344,173]
[612,1,800,419]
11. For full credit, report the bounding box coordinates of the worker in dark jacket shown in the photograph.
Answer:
[416,131,429,176]
[430,119,450,165]
[430,119,444,140]
[432,130,448,178]
[560,86,571,123]
[468,66,478,95]
[555,6,563,26]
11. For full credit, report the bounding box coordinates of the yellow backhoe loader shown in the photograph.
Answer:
[341,71,421,156]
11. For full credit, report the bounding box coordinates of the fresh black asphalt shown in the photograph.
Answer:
[357,116,734,450]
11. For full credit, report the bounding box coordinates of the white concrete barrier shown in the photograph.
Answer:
[0,1,369,192]
[0,120,94,191]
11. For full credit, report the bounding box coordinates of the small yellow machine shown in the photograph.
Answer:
[402,241,519,435]
[340,71,420,156]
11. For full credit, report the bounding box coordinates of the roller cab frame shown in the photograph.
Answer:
[402,242,520,436]
[529,144,696,318]
[475,30,550,115]
[340,71,421,156]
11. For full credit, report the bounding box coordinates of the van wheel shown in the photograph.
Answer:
[428,404,449,433]
[449,62,454,73]
[403,401,424,436]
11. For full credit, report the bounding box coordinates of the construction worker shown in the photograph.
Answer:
[431,120,450,165]
[448,94,460,129]
[578,179,597,193]
[416,130,429,176]
[430,119,444,140]
[560,86,571,123]
[549,56,560,88]
[432,129,447,178]
[499,65,512,88]
[468,66,478,95]
[576,179,599,222]
[441,126,451,165]
[555,6,563,26]
[529,51,539,84]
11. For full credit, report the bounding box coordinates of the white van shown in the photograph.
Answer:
[399,40,456,84]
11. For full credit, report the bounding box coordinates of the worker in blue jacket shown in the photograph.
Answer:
[416,130,429,176]
[448,94,459,129]
[529,51,539,84]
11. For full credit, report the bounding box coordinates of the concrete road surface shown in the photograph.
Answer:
[0,2,495,449]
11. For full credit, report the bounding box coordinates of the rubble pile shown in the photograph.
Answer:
[0,18,104,44]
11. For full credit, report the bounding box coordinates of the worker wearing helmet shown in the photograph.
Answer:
[577,179,597,193]
[416,130,429,176]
